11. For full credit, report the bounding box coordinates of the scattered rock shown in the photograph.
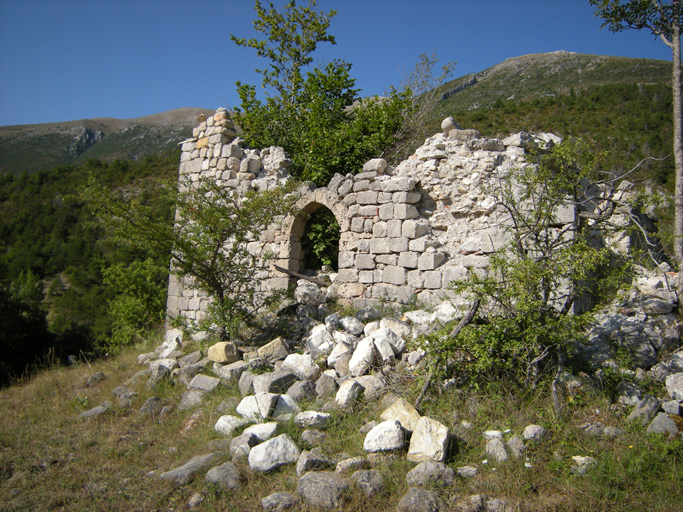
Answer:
[159,453,218,485]
[522,424,547,441]
[363,419,405,452]
[78,401,112,419]
[297,471,349,509]
[646,412,679,438]
[396,487,446,512]
[262,492,300,511]
[139,397,164,417]
[205,461,242,490]
[407,416,451,463]
[207,341,241,363]
[300,429,327,447]
[570,455,597,475]
[295,411,331,429]
[485,438,508,463]
[296,448,335,477]
[350,469,386,497]
[405,461,455,486]
[249,434,301,472]
[214,415,250,436]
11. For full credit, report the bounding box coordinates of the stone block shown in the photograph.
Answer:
[442,266,467,287]
[372,284,415,304]
[375,254,398,265]
[378,192,393,203]
[338,251,355,269]
[388,238,409,253]
[393,204,419,220]
[342,193,357,205]
[387,219,403,238]
[359,205,378,216]
[363,158,388,173]
[378,203,394,220]
[196,137,209,149]
[398,252,419,269]
[338,283,366,297]
[336,268,358,283]
[357,191,379,205]
[422,271,442,289]
[369,238,391,254]
[381,177,416,192]
[382,266,406,286]
[393,191,421,203]
[350,217,365,232]
[353,180,371,192]
[407,270,424,288]
[221,144,244,159]
[359,271,375,283]
[402,220,429,239]
[418,252,446,270]
[338,179,353,196]
[373,222,387,237]
[355,254,376,270]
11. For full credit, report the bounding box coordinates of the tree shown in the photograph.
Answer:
[590,0,683,271]
[82,175,297,340]
[436,140,637,387]
[232,0,412,186]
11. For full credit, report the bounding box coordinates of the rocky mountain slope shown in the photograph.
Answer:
[0,107,215,174]
[437,51,671,115]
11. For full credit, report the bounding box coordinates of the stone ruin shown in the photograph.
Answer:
[165,108,647,326]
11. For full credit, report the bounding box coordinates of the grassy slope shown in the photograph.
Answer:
[0,339,680,512]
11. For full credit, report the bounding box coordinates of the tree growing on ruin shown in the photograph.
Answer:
[590,0,683,271]
[231,0,413,186]
[82,176,296,341]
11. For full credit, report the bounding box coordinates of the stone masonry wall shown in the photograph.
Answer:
[166,109,633,324]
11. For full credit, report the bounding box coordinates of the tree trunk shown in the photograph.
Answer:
[672,5,683,278]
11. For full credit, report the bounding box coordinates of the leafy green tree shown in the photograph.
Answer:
[102,258,169,346]
[83,175,296,340]
[232,0,412,186]
[438,141,631,386]
[590,0,683,270]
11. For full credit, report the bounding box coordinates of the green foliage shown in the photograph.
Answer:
[0,151,178,374]
[455,83,675,188]
[82,174,297,340]
[102,258,169,347]
[300,207,339,270]
[232,0,412,186]
[431,141,628,385]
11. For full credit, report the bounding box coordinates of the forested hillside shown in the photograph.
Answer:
[0,152,178,384]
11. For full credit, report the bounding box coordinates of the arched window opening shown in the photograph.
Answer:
[300,206,340,272]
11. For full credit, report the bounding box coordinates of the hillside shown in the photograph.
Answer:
[437,51,671,114]
[0,107,215,174]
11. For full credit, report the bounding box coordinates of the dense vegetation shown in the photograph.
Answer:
[0,152,178,384]
[454,82,675,188]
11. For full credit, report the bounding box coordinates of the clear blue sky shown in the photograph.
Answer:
[0,0,674,127]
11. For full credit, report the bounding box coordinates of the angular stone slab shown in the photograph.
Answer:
[380,397,421,432]
[214,415,250,436]
[159,453,218,485]
[248,434,301,472]
[407,416,451,463]
[363,419,405,452]
[236,392,280,422]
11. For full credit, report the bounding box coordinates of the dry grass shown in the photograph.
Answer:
[0,345,681,512]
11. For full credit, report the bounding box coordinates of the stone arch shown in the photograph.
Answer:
[275,187,347,279]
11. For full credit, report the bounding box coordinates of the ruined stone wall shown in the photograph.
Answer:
[165,109,633,324]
